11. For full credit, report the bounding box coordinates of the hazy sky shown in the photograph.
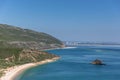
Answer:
[0,0,120,42]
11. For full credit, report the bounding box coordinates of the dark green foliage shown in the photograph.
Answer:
[0,59,16,68]
[0,48,22,59]
[0,48,22,69]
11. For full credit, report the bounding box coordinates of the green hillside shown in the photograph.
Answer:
[0,24,64,49]
[0,48,59,77]
[0,24,62,77]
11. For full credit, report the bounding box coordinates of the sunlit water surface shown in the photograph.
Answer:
[16,46,120,80]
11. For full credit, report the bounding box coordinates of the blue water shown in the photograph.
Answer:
[17,46,120,80]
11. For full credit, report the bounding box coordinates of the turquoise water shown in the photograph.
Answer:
[17,46,120,80]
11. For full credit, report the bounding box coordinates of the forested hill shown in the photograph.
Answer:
[0,24,63,77]
[0,24,64,49]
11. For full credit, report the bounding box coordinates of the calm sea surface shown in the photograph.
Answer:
[17,46,120,80]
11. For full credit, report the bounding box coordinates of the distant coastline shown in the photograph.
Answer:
[63,41,120,47]
[65,44,120,48]
[0,57,60,80]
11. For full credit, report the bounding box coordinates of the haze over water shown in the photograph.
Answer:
[17,46,120,80]
[0,0,120,42]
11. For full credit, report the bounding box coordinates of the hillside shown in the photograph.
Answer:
[0,48,59,77]
[0,24,64,49]
[0,48,59,68]
[0,24,63,77]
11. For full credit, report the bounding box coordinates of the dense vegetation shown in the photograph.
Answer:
[0,24,64,49]
[0,24,62,43]
[0,48,58,68]
[0,47,59,77]
[0,24,62,77]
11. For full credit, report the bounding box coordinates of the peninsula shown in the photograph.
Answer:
[0,24,64,80]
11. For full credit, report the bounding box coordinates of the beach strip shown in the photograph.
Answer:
[0,57,60,80]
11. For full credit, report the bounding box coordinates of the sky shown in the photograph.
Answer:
[0,0,120,42]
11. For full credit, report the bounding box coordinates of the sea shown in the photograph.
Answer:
[16,46,120,80]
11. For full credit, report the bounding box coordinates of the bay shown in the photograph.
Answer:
[17,46,120,80]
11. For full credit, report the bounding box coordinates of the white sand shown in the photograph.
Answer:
[0,57,59,80]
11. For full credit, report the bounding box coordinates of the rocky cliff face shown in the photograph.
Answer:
[0,24,64,50]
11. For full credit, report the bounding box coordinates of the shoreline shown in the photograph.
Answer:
[0,57,60,80]
[43,47,77,51]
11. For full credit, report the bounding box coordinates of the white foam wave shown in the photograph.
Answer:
[63,47,77,49]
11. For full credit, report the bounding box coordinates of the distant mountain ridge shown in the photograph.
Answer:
[0,24,64,49]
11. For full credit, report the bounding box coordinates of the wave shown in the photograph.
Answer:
[63,47,77,49]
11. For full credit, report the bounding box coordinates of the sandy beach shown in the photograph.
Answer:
[0,57,60,80]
